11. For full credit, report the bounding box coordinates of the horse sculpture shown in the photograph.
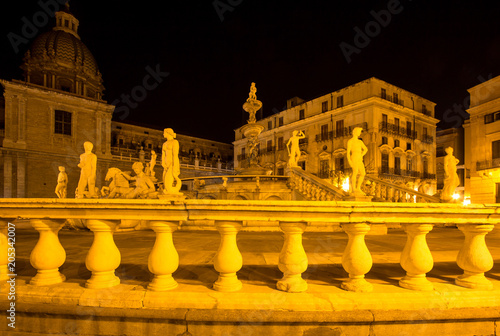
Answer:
[101,167,133,199]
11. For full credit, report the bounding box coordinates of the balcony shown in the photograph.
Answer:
[422,134,434,144]
[379,168,435,180]
[476,158,500,171]
[379,121,417,140]
[2,199,500,335]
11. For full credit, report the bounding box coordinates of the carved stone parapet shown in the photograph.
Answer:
[277,222,308,293]
[341,223,373,292]
[399,223,434,291]
[455,224,494,290]
[85,219,121,289]
[29,219,66,286]
[213,221,243,292]
[148,221,179,291]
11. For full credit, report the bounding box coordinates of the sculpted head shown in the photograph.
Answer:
[445,147,453,155]
[353,127,363,137]
[164,128,176,139]
[83,141,93,152]
[132,161,144,174]
[58,166,65,172]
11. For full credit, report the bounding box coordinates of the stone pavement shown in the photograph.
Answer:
[5,226,500,335]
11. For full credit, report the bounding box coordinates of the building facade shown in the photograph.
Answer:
[234,77,439,192]
[0,5,233,198]
[464,74,500,203]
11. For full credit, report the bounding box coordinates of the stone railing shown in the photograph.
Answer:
[288,167,347,201]
[1,199,499,294]
[363,175,440,203]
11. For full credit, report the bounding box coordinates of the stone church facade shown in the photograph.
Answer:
[0,5,233,198]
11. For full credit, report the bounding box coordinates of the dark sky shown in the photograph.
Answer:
[1,1,500,143]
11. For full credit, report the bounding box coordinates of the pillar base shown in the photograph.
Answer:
[341,277,373,293]
[213,273,242,292]
[148,275,178,291]
[277,274,308,293]
[30,269,66,286]
[86,271,120,289]
[455,272,493,290]
[399,274,434,291]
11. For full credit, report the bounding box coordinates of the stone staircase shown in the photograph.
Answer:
[288,167,440,203]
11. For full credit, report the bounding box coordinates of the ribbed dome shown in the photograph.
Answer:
[29,29,99,77]
[21,5,104,100]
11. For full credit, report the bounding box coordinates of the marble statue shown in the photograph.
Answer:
[102,167,132,198]
[287,130,305,168]
[243,82,262,124]
[55,166,68,198]
[150,150,157,177]
[162,128,182,194]
[347,127,367,195]
[247,136,260,166]
[248,82,257,101]
[139,146,145,163]
[441,147,460,202]
[77,141,97,198]
[124,162,157,199]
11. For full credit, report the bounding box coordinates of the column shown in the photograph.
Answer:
[213,221,243,292]
[277,222,308,293]
[16,154,26,198]
[30,219,66,286]
[4,155,12,198]
[399,223,434,291]
[455,224,494,290]
[85,220,121,289]
[148,221,179,291]
[341,223,373,292]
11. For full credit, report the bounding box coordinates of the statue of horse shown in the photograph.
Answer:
[101,167,133,199]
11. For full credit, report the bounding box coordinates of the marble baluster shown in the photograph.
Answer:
[85,219,121,289]
[341,223,373,292]
[277,222,308,293]
[399,223,434,291]
[213,221,243,292]
[148,221,179,291]
[30,219,67,286]
[0,220,11,282]
[455,224,494,290]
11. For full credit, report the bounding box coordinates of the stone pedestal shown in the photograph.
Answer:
[277,222,308,293]
[343,195,373,202]
[213,221,243,292]
[341,223,373,292]
[85,219,121,289]
[455,224,494,290]
[399,223,434,291]
[0,220,14,282]
[30,219,66,286]
[148,221,179,291]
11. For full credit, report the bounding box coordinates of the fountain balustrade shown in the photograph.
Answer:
[0,199,498,294]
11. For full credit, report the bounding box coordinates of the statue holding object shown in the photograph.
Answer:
[441,147,460,202]
[162,128,182,194]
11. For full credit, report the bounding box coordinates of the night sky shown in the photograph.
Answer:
[1,0,500,144]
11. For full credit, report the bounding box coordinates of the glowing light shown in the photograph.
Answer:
[342,177,350,192]
[452,193,460,200]
[463,198,471,206]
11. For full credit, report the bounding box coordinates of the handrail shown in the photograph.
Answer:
[288,167,347,201]
[364,175,440,203]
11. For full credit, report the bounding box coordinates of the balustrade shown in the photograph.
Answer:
[2,200,499,299]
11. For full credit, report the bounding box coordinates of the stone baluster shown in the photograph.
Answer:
[455,224,494,290]
[399,223,434,291]
[213,221,243,292]
[30,219,66,286]
[341,223,373,292]
[148,221,179,291]
[85,219,121,289]
[277,222,308,293]
[0,220,11,282]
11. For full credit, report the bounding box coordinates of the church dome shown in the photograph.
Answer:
[21,4,104,100]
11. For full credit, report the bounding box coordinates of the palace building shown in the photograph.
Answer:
[234,77,439,193]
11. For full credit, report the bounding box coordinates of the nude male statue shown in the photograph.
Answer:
[77,141,97,198]
[347,127,368,195]
[287,130,305,168]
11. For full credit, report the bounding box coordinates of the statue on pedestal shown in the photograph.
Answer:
[150,150,157,177]
[243,82,262,124]
[441,147,460,202]
[55,166,68,198]
[347,127,367,195]
[287,130,305,168]
[77,141,97,198]
[162,128,182,194]
[124,162,157,199]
